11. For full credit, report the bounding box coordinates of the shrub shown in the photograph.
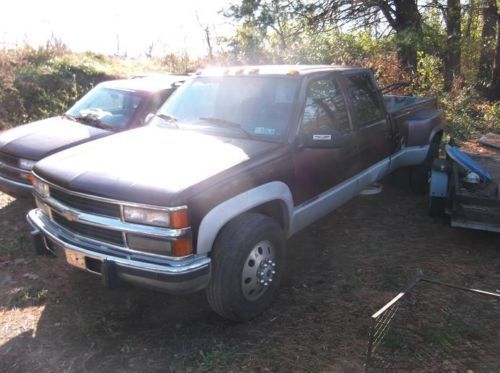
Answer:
[0,46,122,130]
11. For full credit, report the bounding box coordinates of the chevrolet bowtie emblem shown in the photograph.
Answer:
[61,209,78,222]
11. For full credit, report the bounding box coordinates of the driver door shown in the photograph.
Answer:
[292,74,359,204]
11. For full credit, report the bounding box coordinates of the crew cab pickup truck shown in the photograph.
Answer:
[0,75,186,196]
[27,65,442,321]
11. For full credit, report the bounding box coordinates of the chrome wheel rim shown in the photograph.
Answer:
[241,240,277,301]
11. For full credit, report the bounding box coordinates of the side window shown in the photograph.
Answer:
[344,73,384,127]
[301,78,350,135]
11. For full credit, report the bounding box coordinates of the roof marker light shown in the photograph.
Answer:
[287,69,299,75]
[247,68,260,74]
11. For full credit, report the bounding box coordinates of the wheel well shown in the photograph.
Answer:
[210,200,289,252]
[429,130,443,147]
[247,200,288,231]
[433,130,443,143]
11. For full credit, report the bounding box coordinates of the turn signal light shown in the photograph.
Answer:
[172,239,193,257]
[170,209,190,229]
[26,174,35,185]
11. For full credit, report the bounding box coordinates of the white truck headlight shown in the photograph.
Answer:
[33,178,49,198]
[18,158,36,170]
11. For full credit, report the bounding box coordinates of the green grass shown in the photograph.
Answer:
[4,286,48,309]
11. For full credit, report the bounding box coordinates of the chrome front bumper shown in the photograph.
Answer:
[27,208,211,294]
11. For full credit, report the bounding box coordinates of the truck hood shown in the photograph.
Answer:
[0,116,110,160]
[34,126,282,205]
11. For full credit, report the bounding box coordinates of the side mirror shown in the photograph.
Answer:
[298,130,347,148]
[144,113,155,124]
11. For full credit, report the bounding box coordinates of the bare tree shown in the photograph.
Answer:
[145,41,155,59]
[196,11,214,61]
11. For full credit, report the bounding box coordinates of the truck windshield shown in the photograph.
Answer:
[156,76,300,141]
[66,87,144,130]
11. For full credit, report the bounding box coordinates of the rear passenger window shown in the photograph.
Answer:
[345,73,384,127]
[301,78,350,134]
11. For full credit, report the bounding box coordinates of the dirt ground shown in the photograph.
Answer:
[0,180,499,372]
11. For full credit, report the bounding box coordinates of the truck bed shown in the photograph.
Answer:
[384,95,439,148]
[383,95,435,115]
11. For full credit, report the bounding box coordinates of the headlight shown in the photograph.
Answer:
[122,206,189,228]
[33,178,49,198]
[18,158,36,170]
[123,206,171,227]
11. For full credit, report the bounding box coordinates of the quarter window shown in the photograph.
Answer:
[301,78,350,134]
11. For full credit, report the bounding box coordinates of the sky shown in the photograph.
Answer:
[0,0,235,57]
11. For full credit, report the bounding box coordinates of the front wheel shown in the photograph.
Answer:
[206,213,286,322]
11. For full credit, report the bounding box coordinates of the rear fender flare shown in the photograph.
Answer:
[196,181,294,255]
[406,108,442,147]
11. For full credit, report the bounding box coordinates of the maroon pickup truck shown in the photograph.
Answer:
[27,65,442,321]
[0,75,186,196]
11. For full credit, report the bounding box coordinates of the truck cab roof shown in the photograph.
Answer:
[197,65,369,77]
[97,75,189,93]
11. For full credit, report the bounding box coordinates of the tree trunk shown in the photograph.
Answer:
[204,26,214,61]
[392,0,422,71]
[478,0,498,86]
[444,0,462,91]
[490,9,500,99]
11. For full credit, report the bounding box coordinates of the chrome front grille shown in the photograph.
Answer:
[0,166,24,181]
[0,153,30,184]
[0,152,19,167]
[34,179,191,258]
[49,187,121,218]
[52,211,125,246]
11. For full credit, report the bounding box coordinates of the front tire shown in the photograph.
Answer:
[206,213,286,322]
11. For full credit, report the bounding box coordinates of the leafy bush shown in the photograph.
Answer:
[0,47,122,130]
[440,88,500,141]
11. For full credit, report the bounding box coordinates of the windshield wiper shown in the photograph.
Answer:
[73,115,113,130]
[62,113,79,122]
[155,113,179,128]
[198,117,252,138]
